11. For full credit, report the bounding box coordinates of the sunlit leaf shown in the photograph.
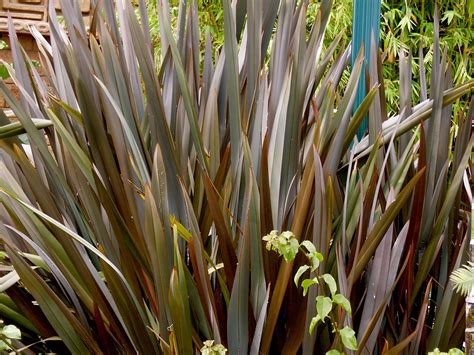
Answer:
[340,326,357,350]
[316,296,332,322]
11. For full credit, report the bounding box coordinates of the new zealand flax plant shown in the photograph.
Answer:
[0,0,472,353]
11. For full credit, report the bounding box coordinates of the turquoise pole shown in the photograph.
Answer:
[352,0,382,139]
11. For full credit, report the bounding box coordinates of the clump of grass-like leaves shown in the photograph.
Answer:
[0,0,472,353]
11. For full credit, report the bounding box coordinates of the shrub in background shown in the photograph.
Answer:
[147,0,474,116]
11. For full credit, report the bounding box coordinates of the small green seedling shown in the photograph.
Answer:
[0,324,21,351]
[200,340,228,355]
[263,230,357,354]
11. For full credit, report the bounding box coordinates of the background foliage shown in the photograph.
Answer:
[147,0,473,115]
